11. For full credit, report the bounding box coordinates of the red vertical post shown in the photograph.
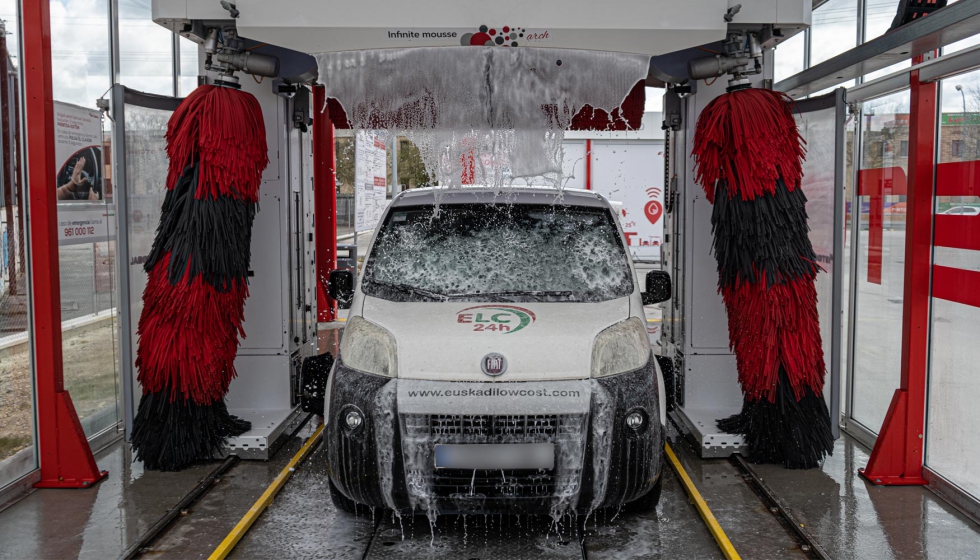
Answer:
[22,0,107,487]
[868,185,883,284]
[859,58,934,486]
[0,24,18,295]
[313,86,338,323]
[857,167,908,285]
[585,139,592,190]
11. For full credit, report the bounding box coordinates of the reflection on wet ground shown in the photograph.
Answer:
[233,440,725,560]
[2,331,979,560]
[752,434,980,560]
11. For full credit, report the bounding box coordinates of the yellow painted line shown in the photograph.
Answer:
[646,318,662,323]
[208,424,324,560]
[336,317,347,322]
[665,443,741,560]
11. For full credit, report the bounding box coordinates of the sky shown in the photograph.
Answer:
[0,0,181,109]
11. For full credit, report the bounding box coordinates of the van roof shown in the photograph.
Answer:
[391,186,611,209]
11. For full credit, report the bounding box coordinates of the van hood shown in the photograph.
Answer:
[359,296,632,381]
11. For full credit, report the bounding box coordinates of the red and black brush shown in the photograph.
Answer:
[130,84,268,471]
[693,87,834,469]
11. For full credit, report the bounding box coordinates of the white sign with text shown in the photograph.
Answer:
[354,131,389,233]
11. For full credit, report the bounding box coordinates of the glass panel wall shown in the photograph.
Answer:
[773,31,805,84]
[51,0,120,439]
[118,0,174,96]
[926,72,980,501]
[850,89,911,433]
[865,0,897,42]
[842,109,856,411]
[178,37,198,97]
[0,0,36,489]
[810,0,858,66]
[796,104,842,413]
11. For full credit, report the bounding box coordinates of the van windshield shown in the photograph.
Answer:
[361,203,633,303]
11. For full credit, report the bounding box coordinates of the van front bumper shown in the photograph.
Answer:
[325,360,663,515]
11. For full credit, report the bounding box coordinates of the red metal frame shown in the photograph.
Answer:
[313,86,338,323]
[859,58,934,486]
[585,139,592,190]
[22,0,107,488]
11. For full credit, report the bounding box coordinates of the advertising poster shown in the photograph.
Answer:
[54,101,114,246]
[354,131,388,233]
[54,102,103,203]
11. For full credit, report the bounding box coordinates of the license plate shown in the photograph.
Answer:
[434,443,555,470]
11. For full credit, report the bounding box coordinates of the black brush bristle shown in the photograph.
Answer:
[711,179,820,288]
[130,385,251,471]
[718,368,835,469]
[145,162,257,291]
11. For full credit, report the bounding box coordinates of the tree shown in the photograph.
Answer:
[396,138,431,189]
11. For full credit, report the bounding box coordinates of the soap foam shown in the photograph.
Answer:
[315,47,649,188]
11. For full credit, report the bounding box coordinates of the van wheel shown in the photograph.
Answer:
[654,355,675,412]
[623,460,665,514]
[328,478,361,514]
[301,353,333,416]
[624,476,663,514]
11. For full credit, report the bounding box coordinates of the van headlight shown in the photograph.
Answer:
[340,316,398,377]
[591,317,650,378]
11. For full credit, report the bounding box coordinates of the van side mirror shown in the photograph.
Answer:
[642,270,672,305]
[328,270,355,309]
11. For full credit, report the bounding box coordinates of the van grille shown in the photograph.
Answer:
[401,414,587,504]
[402,414,583,442]
[427,469,581,499]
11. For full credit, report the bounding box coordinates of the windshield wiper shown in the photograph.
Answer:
[369,281,449,301]
[447,290,575,301]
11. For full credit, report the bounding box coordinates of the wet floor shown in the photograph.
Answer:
[231,436,726,560]
[750,435,980,560]
[2,423,979,559]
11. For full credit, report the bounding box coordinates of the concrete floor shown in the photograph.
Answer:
[231,423,733,560]
[1,422,978,559]
[751,435,980,560]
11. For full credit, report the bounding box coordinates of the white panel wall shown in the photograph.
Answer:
[560,140,587,190]
[589,140,665,261]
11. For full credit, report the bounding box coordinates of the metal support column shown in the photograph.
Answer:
[313,86,338,323]
[859,55,935,486]
[585,139,592,190]
[22,0,108,488]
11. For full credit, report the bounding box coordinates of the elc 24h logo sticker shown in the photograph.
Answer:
[457,305,536,334]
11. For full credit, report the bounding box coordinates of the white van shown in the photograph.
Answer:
[315,187,671,518]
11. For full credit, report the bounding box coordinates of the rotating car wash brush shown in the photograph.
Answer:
[691,85,834,469]
[130,81,268,471]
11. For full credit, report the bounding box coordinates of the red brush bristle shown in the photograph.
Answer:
[720,271,825,403]
[166,85,269,202]
[692,88,806,203]
[136,252,249,405]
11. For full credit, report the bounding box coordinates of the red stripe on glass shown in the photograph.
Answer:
[935,160,980,197]
[857,167,907,284]
[934,214,980,251]
[932,265,980,308]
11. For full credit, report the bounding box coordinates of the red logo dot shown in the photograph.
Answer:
[469,32,492,45]
[489,28,496,36]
